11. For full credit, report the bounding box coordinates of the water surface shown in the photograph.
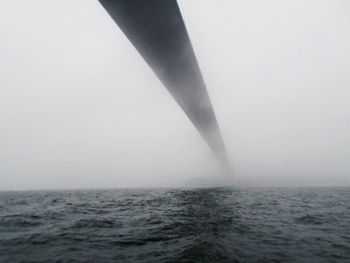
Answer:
[1,187,349,262]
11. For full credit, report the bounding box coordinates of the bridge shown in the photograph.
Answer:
[99,0,230,170]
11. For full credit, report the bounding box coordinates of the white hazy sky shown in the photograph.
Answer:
[1,0,349,190]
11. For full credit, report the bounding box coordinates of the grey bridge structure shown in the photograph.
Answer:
[99,0,230,170]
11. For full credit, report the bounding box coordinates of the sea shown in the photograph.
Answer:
[0,187,349,262]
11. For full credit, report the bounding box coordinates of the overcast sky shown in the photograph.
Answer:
[1,0,349,190]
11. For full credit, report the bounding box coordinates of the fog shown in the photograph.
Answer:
[1,0,349,190]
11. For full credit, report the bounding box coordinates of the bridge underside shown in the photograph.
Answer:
[99,0,229,167]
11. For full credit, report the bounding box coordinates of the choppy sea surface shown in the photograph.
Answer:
[0,187,349,262]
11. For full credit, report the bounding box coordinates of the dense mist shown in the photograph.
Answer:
[1,0,349,190]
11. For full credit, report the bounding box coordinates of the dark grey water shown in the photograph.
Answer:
[0,187,349,262]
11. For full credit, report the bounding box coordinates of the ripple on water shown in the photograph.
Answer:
[0,187,349,262]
